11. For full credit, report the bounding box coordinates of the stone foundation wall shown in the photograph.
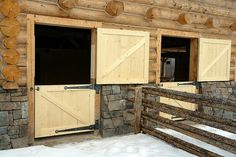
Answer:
[100,85,135,137]
[0,88,28,150]
[200,81,236,120]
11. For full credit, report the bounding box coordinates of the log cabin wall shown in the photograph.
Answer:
[0,0,236,149]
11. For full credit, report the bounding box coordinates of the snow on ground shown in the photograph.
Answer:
[1,125,236,157]
[0,134,195,157]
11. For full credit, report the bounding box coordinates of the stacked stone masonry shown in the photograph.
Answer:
[200,81,236,120]
[100,85,135,137]
[0,87,28,150]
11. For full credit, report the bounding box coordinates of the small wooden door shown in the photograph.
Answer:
[159,82,198,120]
[198,38,231,81]
[35,85,95,138]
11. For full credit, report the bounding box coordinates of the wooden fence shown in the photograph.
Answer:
[127,85,236,157]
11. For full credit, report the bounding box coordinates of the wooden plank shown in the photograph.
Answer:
[34,15,102,28]
[142,126,222,157]
[26,14,35,145]
[189,39,198,81]
[142,99,236,134]
[155,29,161,84]
[142,112,236,154]
[134,87,142,134]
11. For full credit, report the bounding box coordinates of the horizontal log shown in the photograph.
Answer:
[3,49,20,65]
[3,37,17,49]
[17,54,26,67]
[58,0,79,9]
[19,0,234,36]
[142,99,236,134]
[149,61,157,72]
[124,0,236,20]
[0,30,27,44]
[2,81,19,89]
[205,17,220,28]
[142,112,236,153]
[149,49,157,60]
[18,66,26,87]
[0,18,20,37]
[2,65,21,82]
[142,125,222,157]
[142,87,236,110]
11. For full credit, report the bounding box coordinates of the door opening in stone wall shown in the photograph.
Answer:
[34,25,96,138]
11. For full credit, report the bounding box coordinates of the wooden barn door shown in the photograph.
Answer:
[35,85,95,138]
[96,28,149,84]
[34,25,96,138]
[198,38,231,81]
[159,82,198,120]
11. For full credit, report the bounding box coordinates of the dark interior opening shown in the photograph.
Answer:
[161,36,191,82]
[35,25,91,85]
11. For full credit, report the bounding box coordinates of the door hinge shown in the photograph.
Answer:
[55,120,99,133]
[64,85,100,94]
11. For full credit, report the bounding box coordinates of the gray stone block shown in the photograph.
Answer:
[13,110,22,119]
[102,86,112,91]
[101,119,114,129]
[13,119,28,125]
[112,117,123,127]
[21,102,28,119]
[0,135,10,145]
[0,102,21,111]
[8,126,19,136]
[0,111,9,127]
[107,94,122,101]
[112,85,121,94]
[101,129,115,137]
[123,111,134,121]
[108,100,125,111]
[11,137,28,148]
[102,111,123,118]
[0,93,10,102]
[0,127,7,135]
[223,111,234,120]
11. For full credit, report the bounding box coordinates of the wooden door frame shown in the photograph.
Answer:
[27,14,102,144]
[156,28,200,83]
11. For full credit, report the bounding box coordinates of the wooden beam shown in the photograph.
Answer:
[134,87,142,134]
[142,125,222,157]
[105,0,124,16]
[0,0,20,18]
[142,99,236,134]
[142,112,236,154]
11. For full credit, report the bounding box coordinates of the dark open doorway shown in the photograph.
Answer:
[35,25,92,85]
[161,36,191,82]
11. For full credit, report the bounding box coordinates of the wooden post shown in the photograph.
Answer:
[134,87,142,134]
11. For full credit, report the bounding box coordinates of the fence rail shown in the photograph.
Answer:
[128,86,236,157]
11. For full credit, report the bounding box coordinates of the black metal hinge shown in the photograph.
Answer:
[64,85,101,94]
[55,120,99,133]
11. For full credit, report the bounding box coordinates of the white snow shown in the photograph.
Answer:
[0,134,195,157]
[1,126,236,157]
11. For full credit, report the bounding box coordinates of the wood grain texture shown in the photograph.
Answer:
[105,0,124,16]
[2,65,21,82]
[0,0,20,18]
[3,49,20,65]
[0,18,20,37]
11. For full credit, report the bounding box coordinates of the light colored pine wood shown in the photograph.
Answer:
[134,87,142,134]
[3,49,20,65]
[230,22,236,32]
[96,28,149,84]
[27,14,35,145]
[105,0,124,16]
[2,81,18,89]
[35,85,95,138]
[145,7,160,20]
[205,18,220,29]
[3,37,17,49]
[2,65,21,82]
[189,39,198,81]
[178,13,193,25]
[198,38,231,81]
[159,82,198,120]
[0,18,20,37]
[58,0,79,9]
[0,0,20,18]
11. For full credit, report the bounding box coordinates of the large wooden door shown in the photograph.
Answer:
[159,82,198,120]
[35,85,95,138]
[96,28,150,84]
